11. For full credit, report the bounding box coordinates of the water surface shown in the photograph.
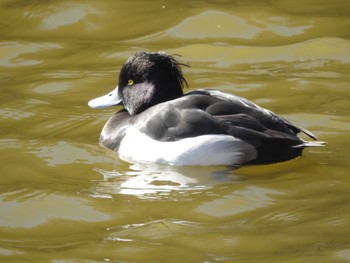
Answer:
[1,1,350,262]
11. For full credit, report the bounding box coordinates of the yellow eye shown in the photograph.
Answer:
[128,79,134,85]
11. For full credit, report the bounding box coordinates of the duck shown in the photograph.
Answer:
[88,51,325,166]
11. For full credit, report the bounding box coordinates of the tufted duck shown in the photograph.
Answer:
[88,52,325,166]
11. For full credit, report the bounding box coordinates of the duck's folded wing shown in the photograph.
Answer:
[272,112,317,140]
[141,104,301,147]
[213,113,304,145]
[190,89,318,141]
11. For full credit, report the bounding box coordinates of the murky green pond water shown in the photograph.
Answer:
[1,1,350,262]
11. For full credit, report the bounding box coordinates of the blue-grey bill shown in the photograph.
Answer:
[88,86,121,109]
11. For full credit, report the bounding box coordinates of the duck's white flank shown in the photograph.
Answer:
[118,126,257,166]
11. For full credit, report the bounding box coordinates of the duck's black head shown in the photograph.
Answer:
[88,52,188,114]
[117,52,188,115]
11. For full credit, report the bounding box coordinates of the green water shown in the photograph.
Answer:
[1,1,350,262]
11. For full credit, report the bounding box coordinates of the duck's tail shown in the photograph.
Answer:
[292,140,327,148]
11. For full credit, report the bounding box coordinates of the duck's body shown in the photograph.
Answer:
[89,52,324,166]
